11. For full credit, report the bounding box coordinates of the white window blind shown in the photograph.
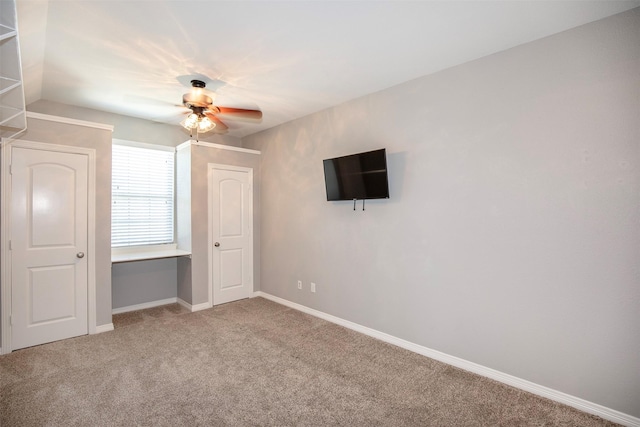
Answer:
[112,144,175,247]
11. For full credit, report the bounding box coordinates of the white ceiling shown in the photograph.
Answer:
[15,0,640,138]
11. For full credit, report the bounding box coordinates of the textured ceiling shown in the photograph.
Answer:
[15,0,640,138]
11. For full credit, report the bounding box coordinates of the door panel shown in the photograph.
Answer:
[220,249,243,290]
[11,147,89,350]
[30,164,76,246]
[30,265,76,324]
[220,180,243,237]
[211,167,253,305]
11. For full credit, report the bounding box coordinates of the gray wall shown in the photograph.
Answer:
[176,146,193,304]
[112,259,177,309]
[28,99,243,148]
[178,144,261,306]
[243,9,640,418]
[8,115,114,328]
[27,100,246,311]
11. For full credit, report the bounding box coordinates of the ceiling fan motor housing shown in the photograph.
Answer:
[183,92,213,109]
[183,79,213,108]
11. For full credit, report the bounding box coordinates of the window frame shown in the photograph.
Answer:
[110,139,176,255]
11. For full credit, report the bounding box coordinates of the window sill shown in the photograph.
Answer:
[111,245,191,264]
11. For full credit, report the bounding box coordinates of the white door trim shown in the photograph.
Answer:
[0,139,97,354]
[207,163,254,307]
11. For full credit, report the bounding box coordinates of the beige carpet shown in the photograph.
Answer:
[0,297,617,426]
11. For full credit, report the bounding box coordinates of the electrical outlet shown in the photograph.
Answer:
[311,282,316,293]
[297,280,302,290]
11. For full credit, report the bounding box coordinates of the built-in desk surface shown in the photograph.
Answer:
[111,247,191,263]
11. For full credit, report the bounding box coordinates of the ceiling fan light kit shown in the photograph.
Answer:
[197,116,215,133]
[180,106,216,136]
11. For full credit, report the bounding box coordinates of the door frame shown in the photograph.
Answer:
[207,163,254,307]
[1,139,97,354]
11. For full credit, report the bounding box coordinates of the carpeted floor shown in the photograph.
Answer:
[0,297,618,426]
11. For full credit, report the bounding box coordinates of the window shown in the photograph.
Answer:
[111,142,175,248]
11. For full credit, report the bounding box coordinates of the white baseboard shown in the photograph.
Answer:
[254,291,640,427]
[112,297,178,315]
[94,323,114,334]
[177,298,211,312]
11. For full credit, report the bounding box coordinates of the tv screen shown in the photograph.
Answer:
[323,149,390,201]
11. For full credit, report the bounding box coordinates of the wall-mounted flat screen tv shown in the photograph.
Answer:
[323,148,390,201]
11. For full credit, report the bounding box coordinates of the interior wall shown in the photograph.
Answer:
[112,259,177,309]
[6,115,113,328]
[26,100,245,311]
[176,146,193,304]
[179,144,261,306]
[243,9,640,418]
[27,99,243,148]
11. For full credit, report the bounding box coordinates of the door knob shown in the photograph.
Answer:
[214,242,220,247]
[77,252,85,258]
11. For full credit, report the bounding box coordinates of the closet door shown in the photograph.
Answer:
[11,146,89,350]
[210,164,253,306]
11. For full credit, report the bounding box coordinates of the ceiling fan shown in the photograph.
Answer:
[180,79,262,136]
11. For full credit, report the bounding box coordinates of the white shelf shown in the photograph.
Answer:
[0,77,20,95]
[0,105,22,123]
[112,248,192,263]
[0,106,25,139]
[0,1,26,139]
[0,25,17,42]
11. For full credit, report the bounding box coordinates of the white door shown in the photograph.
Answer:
[10,146,89,350]
[210,165,253,305]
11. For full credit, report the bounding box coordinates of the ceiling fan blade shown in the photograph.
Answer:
[216,107,262,120]
[204,112,229,132]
